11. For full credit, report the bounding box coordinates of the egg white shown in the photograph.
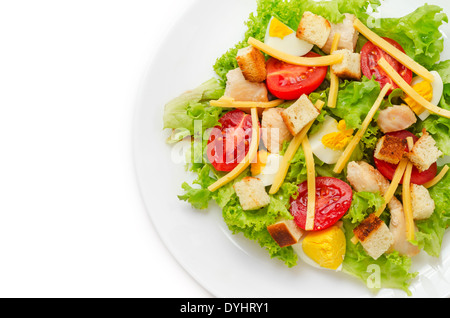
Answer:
[308,116,344,165]
[410,70,444,121]
[264,17,313,57]
[253,153,282,187]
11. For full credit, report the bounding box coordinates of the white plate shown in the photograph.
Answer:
[133,0,450,298]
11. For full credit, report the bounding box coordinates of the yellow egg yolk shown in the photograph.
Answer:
[251,150,269,176]
[301,226,346,270]
[321,120,354,151]
[269,17,293,39]
[404,80,433,116]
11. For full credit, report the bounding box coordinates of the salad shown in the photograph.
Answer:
[162,0,450,296]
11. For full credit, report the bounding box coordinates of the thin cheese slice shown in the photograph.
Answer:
[378,58,450,119]
[350,157,409,245]
[328,33,341,108]
[353,18,434,82]
[269,100,325,195]
[302,136,316,231]
[402,161,415,241]
[210,98,285,109]
[207,107,260,192]
[333,83,392,174]
[424,165,449,188]
[248,37,344,67]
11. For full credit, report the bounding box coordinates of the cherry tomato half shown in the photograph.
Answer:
[290,177,353,231]
[266,52,328,100]
[374,130,437,185]
[206,109,254,172]
[361,37,413,95]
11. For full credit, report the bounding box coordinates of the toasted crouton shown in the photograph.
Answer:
[411,184,435,220]
[407,130,443,172]
[267,219,304,248]
[296,11,331,48]
[331,49,361,80]
[322,13,359,54]
[236,46,267,83]
[233,177,270,211]
[374,135,407,165]
[281,94,319,136]
[353,214,394,260]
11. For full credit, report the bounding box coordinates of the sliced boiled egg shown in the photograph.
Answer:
[292,225,346,271]
[264,16,313,57]
[251,150,282,186]
[404,70,444,121]
[308,116,354,165]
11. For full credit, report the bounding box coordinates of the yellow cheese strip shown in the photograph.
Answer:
[327,33,341,108]
[424,165,449,188]
[402,161,415,241]
[302,136,316,231]
[269,100,325,195]
[402,137,415,241]
[378,58,450,119]
[353,18,434,82]
[333,83,392,174]
[376,158,409,217]
[406,136,414,151]
[207,108,260,192]
[350,157,409,245]
[248,37,344,67]
[210,98,285,109]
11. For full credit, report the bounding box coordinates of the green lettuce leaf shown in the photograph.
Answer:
[415,167,450,257]
[330,77,381,129]
[345,191,385,224]
[342,219,417,296]
[163,78,225,142]
[371,4,448,69]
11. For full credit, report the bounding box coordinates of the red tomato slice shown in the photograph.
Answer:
[374,130,437,185]
[290,177,353,231]
[206,109,254,172]
[266,52,328,100]
[361,37,412,95]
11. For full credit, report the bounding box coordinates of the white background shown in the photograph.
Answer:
[0,0,211,297]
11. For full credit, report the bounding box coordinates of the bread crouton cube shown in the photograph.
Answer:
[353,214,394,260]
[331,49,361,80]
[281,94,319,136]
[267,219,304,248]
[233,177,270,211]
[236,46,267,83]
[407,130,443,172]
[411,184,435,220]
[374,135,407,165]
[296,11,331,48]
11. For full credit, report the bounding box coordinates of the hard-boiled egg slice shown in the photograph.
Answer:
[404,70,444,121]
[251,150,282,187]
[292,225,346,271]
[308,116,353,165]
[264,16,313,57]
